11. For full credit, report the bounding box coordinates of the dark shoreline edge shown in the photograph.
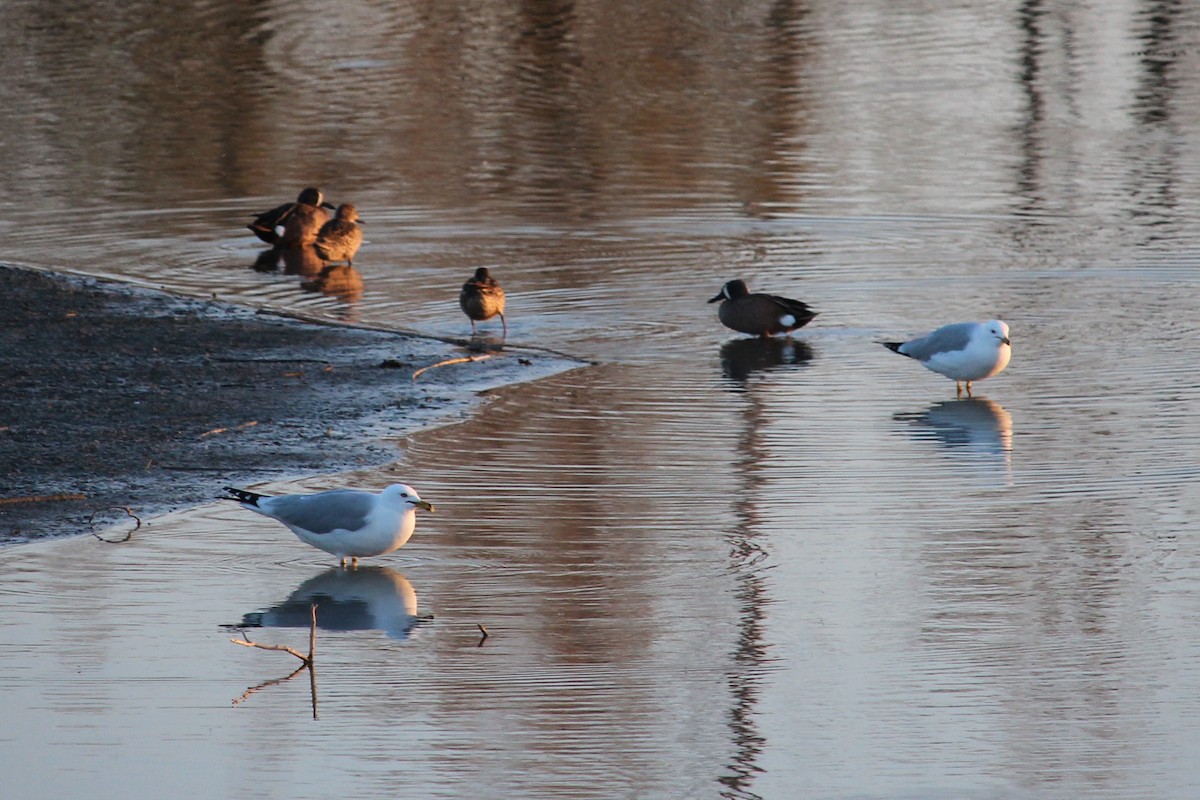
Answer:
[0,263,583,544]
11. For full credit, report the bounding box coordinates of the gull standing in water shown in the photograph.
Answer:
[881,320,1011,397]
[222,484,434,568]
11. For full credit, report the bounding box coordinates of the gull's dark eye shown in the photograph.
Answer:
[401,492,409,498]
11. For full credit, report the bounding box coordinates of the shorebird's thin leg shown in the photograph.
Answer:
[500,313,507,338]
[956,381,963,398]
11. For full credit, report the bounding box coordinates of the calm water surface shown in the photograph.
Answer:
[3,1,1200,798]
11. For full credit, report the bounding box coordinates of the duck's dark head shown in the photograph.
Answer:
[709,279,749,303]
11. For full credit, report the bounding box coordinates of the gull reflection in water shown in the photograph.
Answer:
[893,397,1013,472]
[719,337,814,384]
[242,566,422,640]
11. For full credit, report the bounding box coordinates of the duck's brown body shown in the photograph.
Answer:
[314,204,364,265]
[459,267,507,336]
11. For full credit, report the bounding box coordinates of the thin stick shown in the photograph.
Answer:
[307,604,317,660]
[229,604,320,717]
[229,604,317,665]
[199,421,259,439]
[232,663,307,706]
[88,507,141,543]
[412,353,495,381]
[230,637,310,663]
[0,493,87,506]
[308,603,319,720]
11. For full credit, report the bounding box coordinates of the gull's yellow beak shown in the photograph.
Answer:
[413,499,434,512]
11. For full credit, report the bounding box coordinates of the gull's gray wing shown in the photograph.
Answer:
[266,490,375,534]
[899,322,975,361]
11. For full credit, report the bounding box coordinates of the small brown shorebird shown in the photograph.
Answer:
[314,204,364,266]
[459,267,507,337]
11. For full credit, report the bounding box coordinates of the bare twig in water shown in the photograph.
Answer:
[88,506,141,543]
[231,604,319,718]
[231,636,310,663]
[412,353,496,381]
[0,493,87,506]
[199,421,259,439]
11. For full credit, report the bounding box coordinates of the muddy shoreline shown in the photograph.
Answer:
[0,264,574,543]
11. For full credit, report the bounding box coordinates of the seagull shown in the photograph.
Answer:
[459,267,507,337]
[221,484,434,568]
[881,320,1011,397]
[708,279,818,337]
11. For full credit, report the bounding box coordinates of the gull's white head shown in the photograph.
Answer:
[382,483,435,512]
[983,320,1011,347]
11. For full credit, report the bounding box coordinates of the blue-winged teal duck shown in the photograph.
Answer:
[708,279,817,337]
[248,187,335,246]
[314,204,364,266]
[459,267,507,336]
[881,320,1011,397]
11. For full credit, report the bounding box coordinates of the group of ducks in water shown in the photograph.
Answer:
[228,186,1013,568]
[247,187,507,335]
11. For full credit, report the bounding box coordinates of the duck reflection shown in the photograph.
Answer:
[279,245,326,277]
[301,264,364,303]
[893,397,1013,459]
[250,245,328,278]
[719,336,814,384]
[241,566,422,640]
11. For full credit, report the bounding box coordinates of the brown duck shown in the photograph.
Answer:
[314,204,364,266]
[459,267,507,336]
[708,279,817,337]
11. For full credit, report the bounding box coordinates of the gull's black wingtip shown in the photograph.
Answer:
[220,486,265,505]
[880,341,904,354]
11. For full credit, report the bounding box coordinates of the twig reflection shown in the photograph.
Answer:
[230,603,319,719]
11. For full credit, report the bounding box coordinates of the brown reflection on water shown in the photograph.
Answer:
[718,361,784,800]
[406,364,749,791]
[0,0,814,221]
[6,0,1200,797]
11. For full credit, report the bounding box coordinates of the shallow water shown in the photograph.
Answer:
[4,0,1200,797]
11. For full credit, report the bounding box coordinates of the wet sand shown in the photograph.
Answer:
[0,264,577,543]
